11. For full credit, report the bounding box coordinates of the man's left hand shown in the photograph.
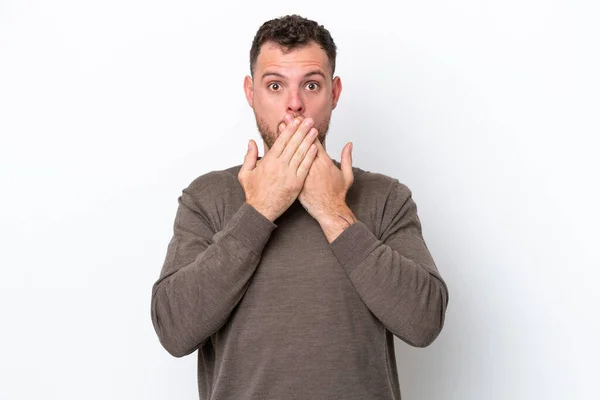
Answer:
[278,114,358,242]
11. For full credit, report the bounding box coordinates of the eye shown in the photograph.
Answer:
[305,82,320,91]
[268,82,281,91]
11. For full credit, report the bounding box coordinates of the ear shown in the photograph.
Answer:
[243,75,254,107]
[331,76,342,110]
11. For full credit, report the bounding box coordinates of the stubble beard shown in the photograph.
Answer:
[254,113,330,151]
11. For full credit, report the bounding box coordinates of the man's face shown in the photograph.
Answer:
[244,41,342,151]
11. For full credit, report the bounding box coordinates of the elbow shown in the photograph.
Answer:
[152,307,203,358]
[151,288,204,358]
[416,276,449,347]
[407,323,444,348]
[162,339,199,358]
[158,338,190,358]
[151,310,187,357]
[401,286,449,348]
[389,310,446,348]
[398,315,445,348]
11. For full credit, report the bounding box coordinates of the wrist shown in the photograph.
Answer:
[246,201,277,223]
[317,204,358,242]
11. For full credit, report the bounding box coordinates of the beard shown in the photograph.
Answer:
[254,112,330,151]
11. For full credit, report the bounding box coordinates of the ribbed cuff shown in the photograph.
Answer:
[223,202,278,256]
[330,221,380,276]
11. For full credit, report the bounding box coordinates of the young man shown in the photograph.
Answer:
[151,14,449,400]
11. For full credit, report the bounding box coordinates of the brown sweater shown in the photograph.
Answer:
[151,158,449,400]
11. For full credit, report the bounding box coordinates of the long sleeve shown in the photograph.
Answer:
[151,186,277,357]
[329,180,449,347]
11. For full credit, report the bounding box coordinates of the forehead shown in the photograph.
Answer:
[255,41,330,76]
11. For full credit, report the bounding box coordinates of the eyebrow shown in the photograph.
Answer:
[261,70,327,82]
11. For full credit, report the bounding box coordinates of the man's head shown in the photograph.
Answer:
[243,15,342,153]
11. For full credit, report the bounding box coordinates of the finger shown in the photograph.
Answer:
[313,137,330,160]
[296,143,318,180]
[279,114,299,133]
[269,117,303,158]
[240,139,258,172]
[341,142,354,185]
[290,127,318,170]
[280,117,315,163]
[283,113,294,124]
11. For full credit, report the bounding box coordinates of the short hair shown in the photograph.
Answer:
[249,14,337,78]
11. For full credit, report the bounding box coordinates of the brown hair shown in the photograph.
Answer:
[249,15,337,78]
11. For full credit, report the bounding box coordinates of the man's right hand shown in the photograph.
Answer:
[238,115,319,222]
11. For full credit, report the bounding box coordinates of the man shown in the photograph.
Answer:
[151,14,449,400]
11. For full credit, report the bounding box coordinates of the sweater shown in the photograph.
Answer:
[151,158,449,400]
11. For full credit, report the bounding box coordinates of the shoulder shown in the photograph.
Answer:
[343,163,415,239]
[349,162,412,200]
[183,163,243,202]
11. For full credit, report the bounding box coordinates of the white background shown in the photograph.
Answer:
[1,0,598,399]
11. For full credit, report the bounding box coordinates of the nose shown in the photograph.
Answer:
[286,88,304,115]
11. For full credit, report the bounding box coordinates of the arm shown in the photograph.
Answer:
[329,180,449,347]
[151,186,277,357]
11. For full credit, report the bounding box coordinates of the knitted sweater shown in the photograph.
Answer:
[151,158,449,400]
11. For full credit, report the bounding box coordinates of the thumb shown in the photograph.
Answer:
[240,139,258,173]
[341,142,354,185]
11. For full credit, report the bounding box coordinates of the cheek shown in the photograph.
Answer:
[256,94,285,117]
[311,106,330,123]
[308,95,331,113]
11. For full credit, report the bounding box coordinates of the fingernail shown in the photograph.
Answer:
[293,118,301,126]
[303,118,313,126]
[248,140,251,150]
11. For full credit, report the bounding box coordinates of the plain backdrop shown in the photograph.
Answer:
[1,0,598,399]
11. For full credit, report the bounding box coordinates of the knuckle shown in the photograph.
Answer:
[292,150,305,162]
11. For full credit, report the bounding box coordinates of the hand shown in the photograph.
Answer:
[238,115,319,222]
[277,117,355,222]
